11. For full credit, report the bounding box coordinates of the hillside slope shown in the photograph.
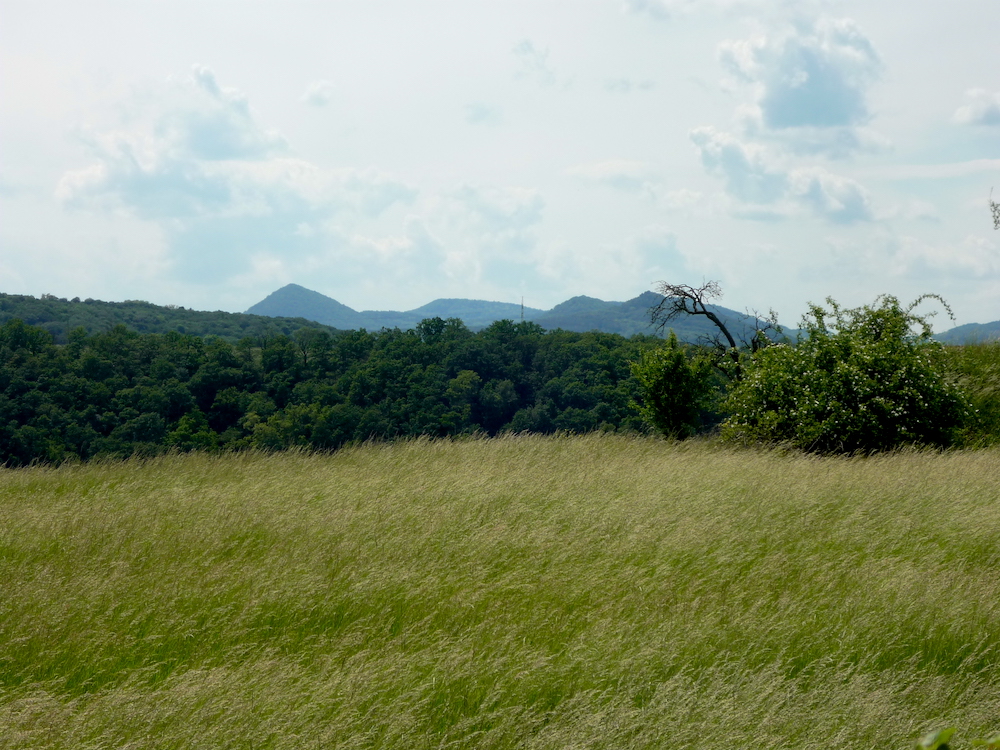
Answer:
[936,321,1000,344]
[0,292,339,344]
[246,284,781,342]
[245,284,362,329]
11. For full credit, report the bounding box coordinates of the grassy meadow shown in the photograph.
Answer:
[1,434,999,748]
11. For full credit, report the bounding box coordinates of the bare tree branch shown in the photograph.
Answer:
[649,280,780,381]
[746,308,783,354]
[650,280,737,346]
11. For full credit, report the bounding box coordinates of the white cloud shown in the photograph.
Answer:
[169,65,286,161]
[788,168,873,224]
[686,15,881,240]
[744,122,890,159]
[465,102,502,126]
[442,184,545,286]
[661,188,719,217]
[530,223,682,301]
[621,0,722,21]
[604,78,655,94]
[857,159,1000,181]
[301,80,335,107]
[349,216,442,265]
[954,89,1000,126]
[56,66,418,284]
[512,39,556,87]
[690,126,873,223]
[888,235,1000,280]
[690,126,787,204]
[450,184,544,253]
[632,225,682,266]
[59,140,334,223]
[362,218,447,293]
[220,215,450,310]
[542,224,687,304]
[889,198,940,223]
[228,254,293,293]
[623,0,771,21]
[57,132,238,219]
[596,226,682,290]
[343,168,418,217]
[719,18,882,157]
[58,65,295,220]
[567,159,659,194]
[622,0,673,21]
[188,65,216,96]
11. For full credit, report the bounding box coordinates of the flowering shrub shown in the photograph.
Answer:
[721,295,969,453]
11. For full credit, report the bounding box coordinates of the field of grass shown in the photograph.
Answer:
[1,434,999,749]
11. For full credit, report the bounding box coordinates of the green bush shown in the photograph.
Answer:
[722,295,969,453]
[942,341,1000,446]
[917,727,1000,749]
[630,331,714,438]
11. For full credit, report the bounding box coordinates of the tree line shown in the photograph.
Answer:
[0,292,339,344]
[2,288,999,467]
[0,316,666,466]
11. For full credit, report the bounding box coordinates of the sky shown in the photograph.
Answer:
[1,1,999,329]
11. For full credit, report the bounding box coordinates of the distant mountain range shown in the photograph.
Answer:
[934,321,1000,344]
[246,284,546,331]
[246,284,787,343]
[1,285,994,345]
[248,284,1000,344]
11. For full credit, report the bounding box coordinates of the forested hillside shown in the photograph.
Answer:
[0,316,671,466]
[2,289,782,345]
[936,320,1000,344]
[0,293,339,344]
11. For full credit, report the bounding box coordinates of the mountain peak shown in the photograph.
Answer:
[244,284,784,341]
[246,285,360,329]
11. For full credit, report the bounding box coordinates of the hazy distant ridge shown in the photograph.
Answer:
[246,284,775,341]
[3,285,989,345]
[246,284,547,331]
[935,321,1000,344]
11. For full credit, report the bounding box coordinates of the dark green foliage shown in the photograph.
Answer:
[920,728,956,750]
[722,296,969,453]
[630,331,714,438]
[0,292,338,344]
[941,341,1000,446]
[9,290,998,465]
[0,315,672,466]
[915,727,1000,750]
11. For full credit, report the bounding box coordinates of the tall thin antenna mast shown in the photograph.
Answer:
[521,297,524,321]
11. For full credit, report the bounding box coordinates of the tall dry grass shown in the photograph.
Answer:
[1,434,998,748]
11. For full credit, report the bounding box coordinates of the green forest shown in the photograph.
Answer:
[0,315,668,466]
[3,290,1000,467]
[0,292,338,343]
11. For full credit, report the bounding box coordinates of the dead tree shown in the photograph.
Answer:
[649,280,779,381]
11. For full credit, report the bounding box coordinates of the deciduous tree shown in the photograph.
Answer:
[630,331,714,438]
